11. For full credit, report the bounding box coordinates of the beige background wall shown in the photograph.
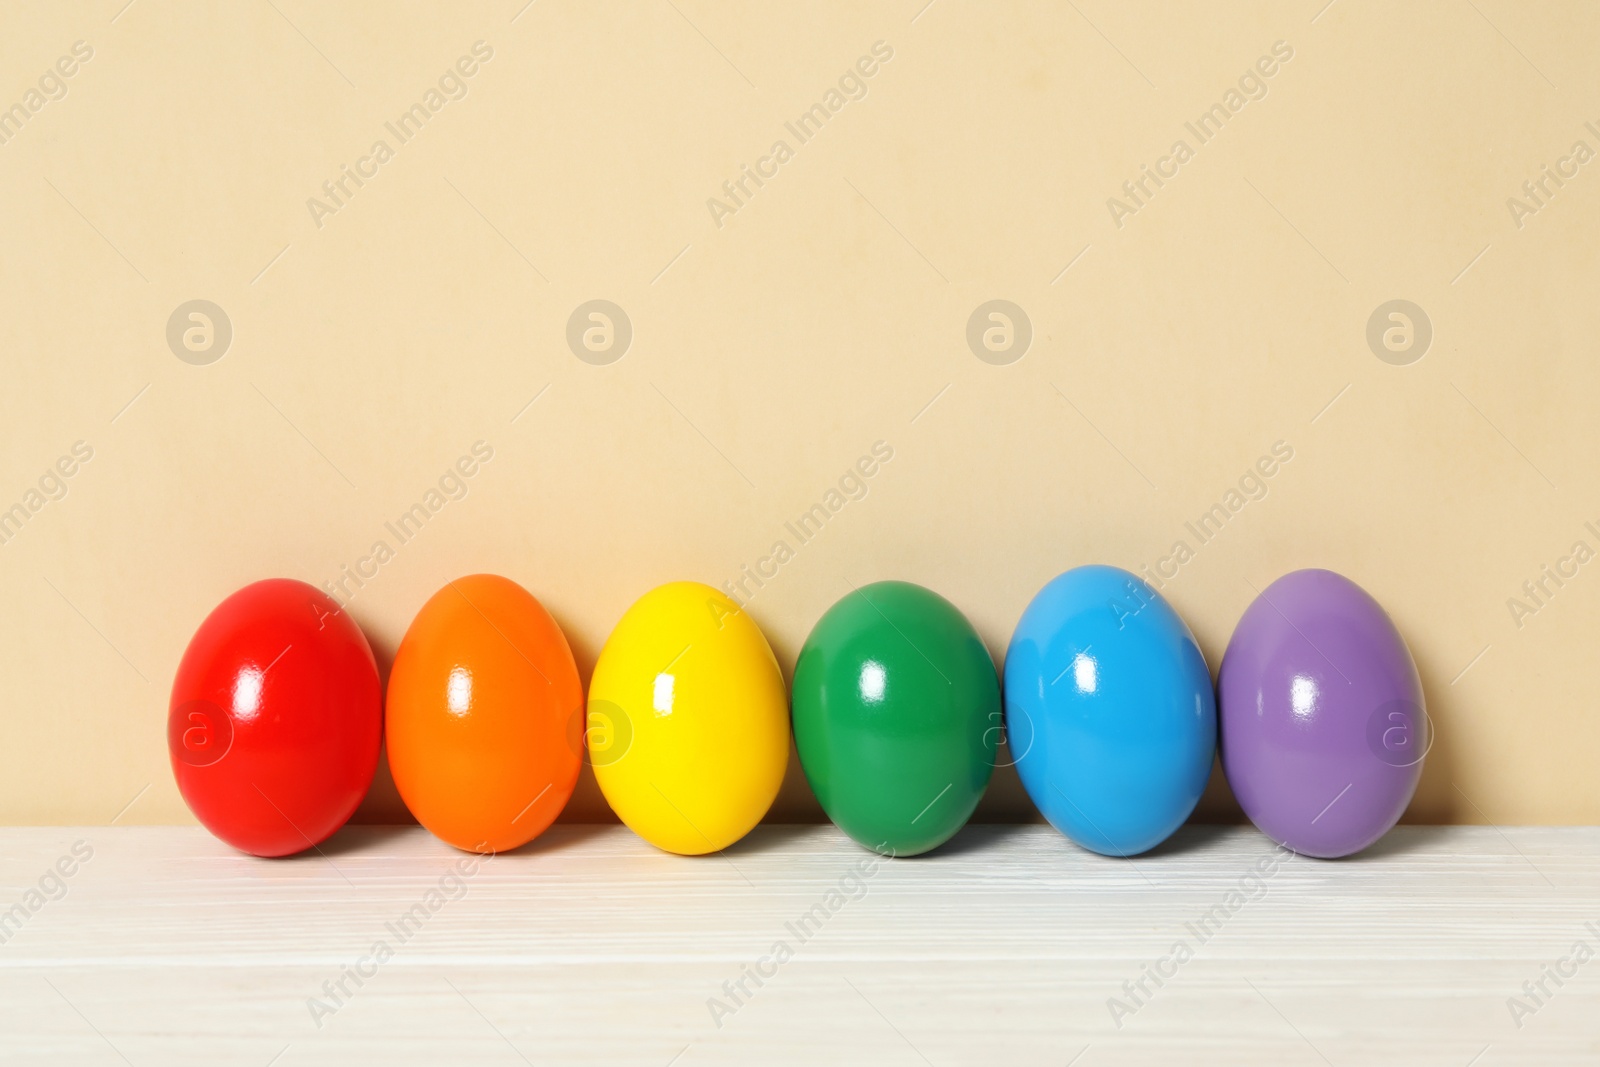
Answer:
[1,1,1595,827]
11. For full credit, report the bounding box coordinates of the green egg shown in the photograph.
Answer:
[792,581,1000,856]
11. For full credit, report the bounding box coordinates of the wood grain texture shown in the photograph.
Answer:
[1,825,1596,1065]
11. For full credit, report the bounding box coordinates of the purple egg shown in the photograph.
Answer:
[1219,569,1426,858]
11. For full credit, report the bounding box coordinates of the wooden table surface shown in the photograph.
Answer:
[0,824,1595,1065]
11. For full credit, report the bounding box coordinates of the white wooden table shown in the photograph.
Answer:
[0,825,1595,1065]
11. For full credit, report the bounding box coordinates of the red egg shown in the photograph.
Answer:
[169,579,382,857]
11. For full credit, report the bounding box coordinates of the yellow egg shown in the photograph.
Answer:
[588,582,788,854]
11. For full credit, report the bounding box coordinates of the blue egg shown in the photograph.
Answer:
[1005,565,1216,856]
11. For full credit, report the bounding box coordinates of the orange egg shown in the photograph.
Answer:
[386,574,582,853]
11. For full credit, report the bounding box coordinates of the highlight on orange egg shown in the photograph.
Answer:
[384,574,583,853]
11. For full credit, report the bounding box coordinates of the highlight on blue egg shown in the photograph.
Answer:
[1004,565,1216,856]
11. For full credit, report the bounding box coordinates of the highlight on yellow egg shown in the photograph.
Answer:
[586,581,789,855]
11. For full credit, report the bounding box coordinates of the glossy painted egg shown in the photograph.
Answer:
[792,581,998,856]
[1006,565,1215,856]
[588,581,788,855]
[169,579,382,857]
[1219,569,1426,858]
[386,575,583,854]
